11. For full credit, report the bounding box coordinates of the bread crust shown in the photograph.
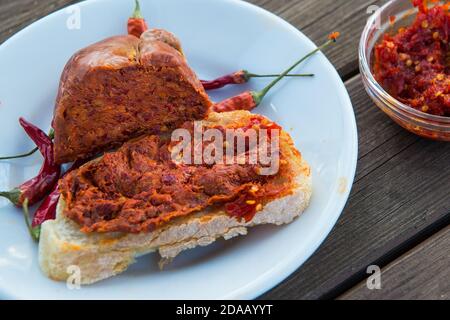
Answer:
[39,111,312,284]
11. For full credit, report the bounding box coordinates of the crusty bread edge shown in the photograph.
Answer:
[39,166,311,285]
[39,111,312,285]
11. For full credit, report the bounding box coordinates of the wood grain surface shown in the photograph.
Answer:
[0,0,448,300]
[261,75,450,299]
[339,226,450,300]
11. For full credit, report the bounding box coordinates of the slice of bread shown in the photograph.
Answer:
[39,111,312,284]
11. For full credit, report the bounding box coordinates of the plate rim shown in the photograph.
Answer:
[0,0,358,300]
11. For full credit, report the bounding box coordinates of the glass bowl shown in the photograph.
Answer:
[359,0,450,141]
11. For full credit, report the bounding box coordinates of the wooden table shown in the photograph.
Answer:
[1,0,449,300]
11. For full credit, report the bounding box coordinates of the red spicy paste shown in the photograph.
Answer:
[373,0,450,116]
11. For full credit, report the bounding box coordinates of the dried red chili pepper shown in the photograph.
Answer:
[0,118,60,207]
[212,33,340,113]
[128,0,148,38]
[31,186,60,228]
[124,1,315,92]
[28,159,86,240]
[201,70,314,91]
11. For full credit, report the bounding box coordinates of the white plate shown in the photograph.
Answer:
[0,0,357,299]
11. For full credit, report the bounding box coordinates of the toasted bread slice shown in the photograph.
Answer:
[39,111,312,284]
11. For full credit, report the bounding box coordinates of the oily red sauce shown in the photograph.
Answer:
[373,1,450,116]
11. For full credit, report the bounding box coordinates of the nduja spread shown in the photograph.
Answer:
[60,116,294,233]
[52,29,211,164]
[373,1,450,116]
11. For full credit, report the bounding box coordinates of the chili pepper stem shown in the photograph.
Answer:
[0,129,54,161]
[0,147,38,161]
[132,0,144,19]
[246,73,315,78]
[252,38,337,105]
[22,199,40,241]
[0,188,21,205]
[48,128,55,140]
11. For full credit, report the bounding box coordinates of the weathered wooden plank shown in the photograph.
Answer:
[261,75,450,300]
[247,0,385,78]
[339,226,450,300]
[0,0,79,44]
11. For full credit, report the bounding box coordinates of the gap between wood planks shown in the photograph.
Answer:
[321,74,450,300]
[339,224,450,300]
[329,214,450,300]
